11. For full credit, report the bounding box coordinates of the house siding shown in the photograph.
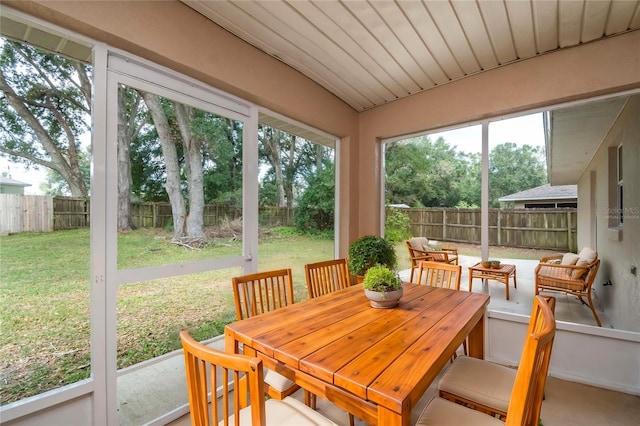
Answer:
[577,96,640,332]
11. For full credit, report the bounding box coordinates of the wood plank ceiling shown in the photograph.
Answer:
[183,0,640,112]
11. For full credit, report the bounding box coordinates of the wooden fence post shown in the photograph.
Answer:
[442,209,447,240]
[567,210,573,252]
[497,209,502,246]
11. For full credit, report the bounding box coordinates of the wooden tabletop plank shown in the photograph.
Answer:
[227,286,364,353]
[366,293,489,412]
[274,286,431,368]
[272,284,433,366]
[296,286,447,383]
[332,290,473,398]
[230,283,432,355]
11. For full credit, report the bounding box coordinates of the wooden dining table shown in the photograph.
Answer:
[224,283,490,426]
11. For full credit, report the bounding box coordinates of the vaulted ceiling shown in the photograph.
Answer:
[183,0,640,112]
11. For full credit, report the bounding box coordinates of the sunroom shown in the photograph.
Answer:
[0,1,639,425]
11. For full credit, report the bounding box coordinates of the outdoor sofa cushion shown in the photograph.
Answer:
[561,252,579,265]
[572,247,598,279]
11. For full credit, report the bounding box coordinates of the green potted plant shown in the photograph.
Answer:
[348,235,397,281]
[362,264,403,309]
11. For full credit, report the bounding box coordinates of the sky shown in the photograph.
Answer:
[426,112,545,154]
[0,157,49,195]
[1,112,545,195]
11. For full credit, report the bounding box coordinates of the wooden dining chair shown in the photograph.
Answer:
[304,258,352,299]
[232,268,295,321]
[420,295,557,425]
[304,258,356,426]
[415,261,462,289]
[180,331,337,426]
[231,269,301,401]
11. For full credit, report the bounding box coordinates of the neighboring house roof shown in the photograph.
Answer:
[0,176,31,188]
[498,184,577,202]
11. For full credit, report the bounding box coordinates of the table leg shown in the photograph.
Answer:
[377,404,407,426]
[467,312,485,359]
[224,328,238,353]
[505,272,510,300]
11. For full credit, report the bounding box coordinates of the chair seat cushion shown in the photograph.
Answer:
[416,397,504,426]
[537,265,588,291]
[438,356,516,414]
[265,369,296,391]
[229,397,338,425]
[427,252,457,263]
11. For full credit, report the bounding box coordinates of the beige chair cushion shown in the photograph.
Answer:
[578,247,597,263]
[561,252,579,265]
[572,247,598,279]
[438,356,516,414]
[264,369,295,391]
[416,397,504,426]
[228,396,338,425]
[536,266,589,291]
[410,237,430,250]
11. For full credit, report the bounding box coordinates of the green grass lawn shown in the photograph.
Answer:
[0,228,338,404]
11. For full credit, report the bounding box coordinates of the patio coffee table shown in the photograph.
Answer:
[469,262,517,300]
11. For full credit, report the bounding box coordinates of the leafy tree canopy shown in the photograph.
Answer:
[385,137,547,208]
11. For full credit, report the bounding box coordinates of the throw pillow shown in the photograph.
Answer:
[577,247,597,264]
[546,259,561,264]
[561,253,579,265]
[571,247,597,279]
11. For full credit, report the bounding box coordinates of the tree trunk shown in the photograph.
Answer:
[263,128,286,207]
[140,91,187,238]
[174,103,205,239]
[284,136,296,208]
[116,86,134,232]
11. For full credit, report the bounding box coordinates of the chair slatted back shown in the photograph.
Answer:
[505,295,556,426]
[415,261,461,290]
[305,258,351,299]
[180,330,265,426]
[232,269,295,321]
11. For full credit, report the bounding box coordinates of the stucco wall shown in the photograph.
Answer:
[577,96,640,332]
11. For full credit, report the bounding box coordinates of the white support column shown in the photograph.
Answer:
[481,121,489,261]
[243,107,259,274]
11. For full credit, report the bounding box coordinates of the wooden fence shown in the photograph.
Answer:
[404,207,577,252]
[46,197,294,230]
[0,194,54,234]
[3,196,576,252]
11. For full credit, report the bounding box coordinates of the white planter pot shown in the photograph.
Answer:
[364,287,403,309]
